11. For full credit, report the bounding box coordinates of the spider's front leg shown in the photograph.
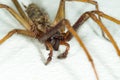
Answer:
[65,0,111,40]
[53,0,100,32]
[65,11,120,56]
[39,18,99,80]
[59,11,120,80]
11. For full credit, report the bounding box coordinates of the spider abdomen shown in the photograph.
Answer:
[26,3,51,33]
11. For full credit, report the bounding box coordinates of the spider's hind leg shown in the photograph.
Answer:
[0,4,31,30]
[12,0,28,21]
[53,0,100,32]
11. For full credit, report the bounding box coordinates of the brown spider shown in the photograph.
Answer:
[0,0,120,80]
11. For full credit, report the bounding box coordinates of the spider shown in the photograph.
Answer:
[0,0,120,80]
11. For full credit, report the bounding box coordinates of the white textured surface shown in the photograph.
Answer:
[0,0,120,80]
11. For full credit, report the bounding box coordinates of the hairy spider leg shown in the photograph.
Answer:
[0,29,35,44]
[89,12,120,56]
[0,4,36,44]
[61,19,99,80]
[0,4,31,30]
[38,18,97,80]
[55,0,108,40]
[68,0,110,40]
[65,11,120,56]
[65,12,89,40]
[12,0,34,26]
[12,0,28,21]
[91,11,120,25]
[53,0,100,32]
[91,11,120,41]
[90,11,120,56]
[53,0,65,32]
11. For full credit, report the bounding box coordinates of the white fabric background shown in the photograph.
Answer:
[0,0,120,80]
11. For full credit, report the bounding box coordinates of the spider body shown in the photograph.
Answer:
[26,3,64,51]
